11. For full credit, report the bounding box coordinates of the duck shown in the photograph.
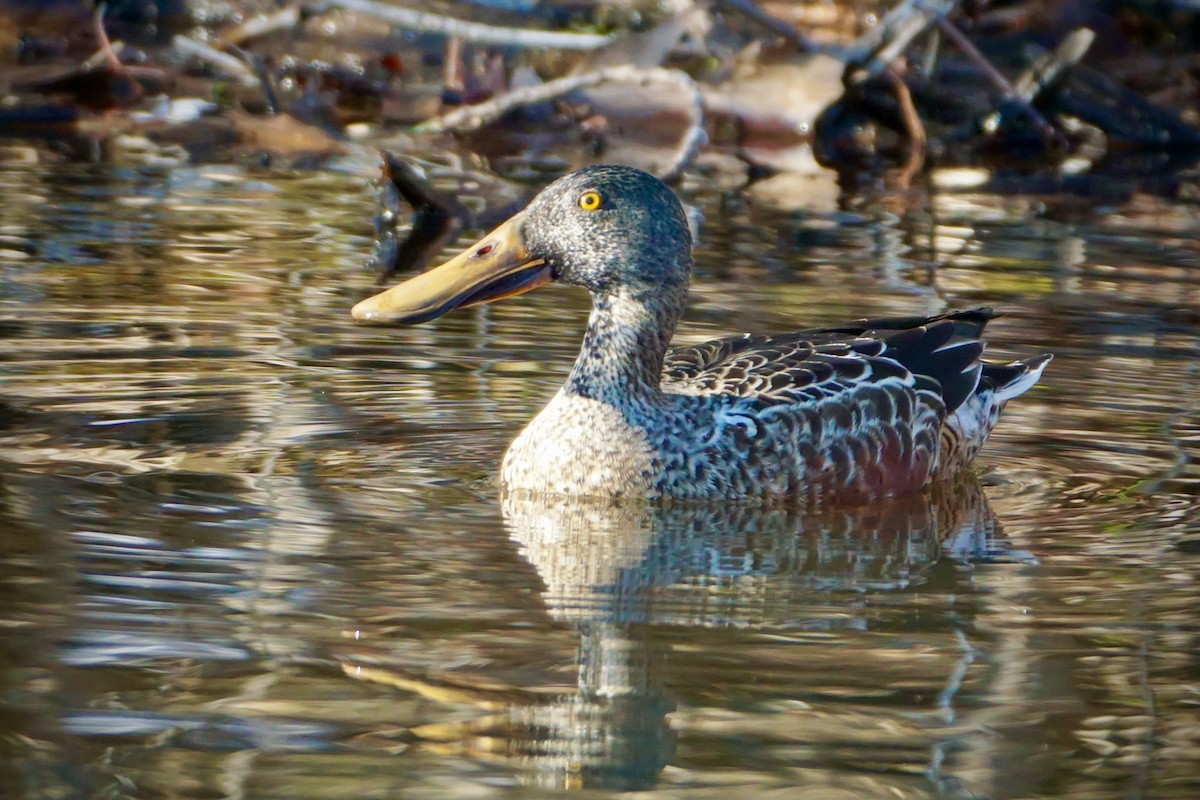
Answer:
[352,165,1050,504]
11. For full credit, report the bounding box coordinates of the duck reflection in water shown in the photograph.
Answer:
[365,479,1025,791]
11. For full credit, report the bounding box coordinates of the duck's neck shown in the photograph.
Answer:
[566,283,687,404]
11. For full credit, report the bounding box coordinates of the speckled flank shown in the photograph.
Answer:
[459,166,1048,502]
[500,305,1046,503]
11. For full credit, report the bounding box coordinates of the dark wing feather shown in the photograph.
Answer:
[663,308,995,412]
[820,307,995,335]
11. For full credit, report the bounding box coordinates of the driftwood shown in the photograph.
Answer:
[317,0,613,50]
[1056,60,1200,147]
[373,67,707,277]
[720,0,1062,160]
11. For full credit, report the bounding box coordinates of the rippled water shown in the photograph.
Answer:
[1,160,1197,799]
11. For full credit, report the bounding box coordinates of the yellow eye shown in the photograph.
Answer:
[578,191,603,211]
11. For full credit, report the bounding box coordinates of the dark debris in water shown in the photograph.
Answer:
[369,150,531,281]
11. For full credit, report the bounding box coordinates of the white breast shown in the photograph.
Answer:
[500,390,657,498]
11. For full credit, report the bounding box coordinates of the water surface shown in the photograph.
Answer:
[1,159,1197,798]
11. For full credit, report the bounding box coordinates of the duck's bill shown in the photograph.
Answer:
[351,214,553,325]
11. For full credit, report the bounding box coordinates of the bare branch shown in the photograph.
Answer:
[173,35,261,87]
[225,4,303,47]
[845,0,958,78]
[321,0,613,50]
[412,65,706,181]
[415,65,696,135]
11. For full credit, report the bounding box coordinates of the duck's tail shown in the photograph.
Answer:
[984,354,1053,403]
[937,353,1052,477]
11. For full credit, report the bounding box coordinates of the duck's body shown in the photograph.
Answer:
[500,306,1048,503]
[354,165,1050,504]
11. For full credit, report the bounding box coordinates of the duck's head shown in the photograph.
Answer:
[352,165,692,325]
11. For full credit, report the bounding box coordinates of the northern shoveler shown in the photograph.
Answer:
[353,165,1050,503]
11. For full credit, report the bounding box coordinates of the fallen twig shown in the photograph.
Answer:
[224,42,280,113]
[1013,28,1094,100]
[81,40,125,71]
[319,0,613,50]
[661,106,708,184]
[591,8,703,70]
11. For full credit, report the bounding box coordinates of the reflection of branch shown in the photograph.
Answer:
[1130,630,1158,799]
[936,629,980,723]
[370,153,535,280]
[321,0,612,50]
[373,154,466,281]
[341,660,553,710]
